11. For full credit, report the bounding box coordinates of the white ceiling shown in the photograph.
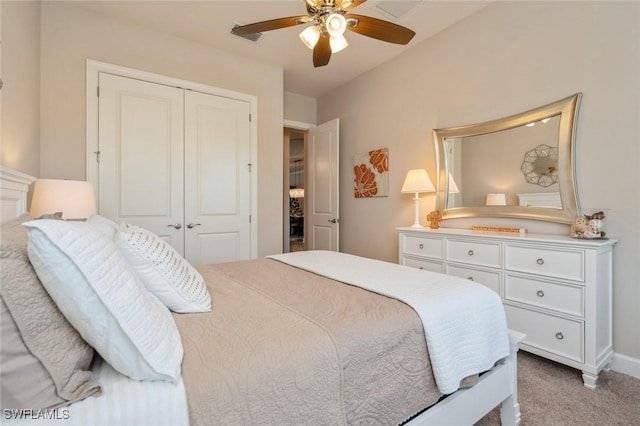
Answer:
[72,0,492,98]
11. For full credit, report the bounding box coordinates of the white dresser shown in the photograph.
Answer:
[397,227,617,388]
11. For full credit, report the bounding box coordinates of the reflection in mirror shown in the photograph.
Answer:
[434,93,582,224]
[521,143,559,188]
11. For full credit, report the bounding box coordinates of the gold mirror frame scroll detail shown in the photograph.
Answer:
[433,93,582,224]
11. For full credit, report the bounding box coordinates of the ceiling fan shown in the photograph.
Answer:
[231,0,416,68]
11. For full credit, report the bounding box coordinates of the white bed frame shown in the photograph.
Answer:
[408,332,524,425]
[0,166,35,223]
[0,166,523,425]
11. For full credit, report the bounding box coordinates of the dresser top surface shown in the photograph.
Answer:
[396,227,618,248]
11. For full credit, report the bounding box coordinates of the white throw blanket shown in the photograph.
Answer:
[268,250,510,394]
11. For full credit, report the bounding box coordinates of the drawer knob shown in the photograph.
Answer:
[467,276,474,281]
[468,250,474,256]
[555,332,564,340]
[536,258,545,265]
[419,243,424,249]
[536,290,545,297]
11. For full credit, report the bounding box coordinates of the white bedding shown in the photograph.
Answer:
[5,357,189,426]
[268,250,510,394]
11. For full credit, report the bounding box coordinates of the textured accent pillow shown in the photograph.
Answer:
[23,220,183,383]
[116,223,211,313]
[0,216,101,409]
[86,214,119,240]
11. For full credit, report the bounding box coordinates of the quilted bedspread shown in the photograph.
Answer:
[172,258,442,426]
[269,251,510,394]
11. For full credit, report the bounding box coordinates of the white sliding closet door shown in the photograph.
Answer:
[98,73,185,249]
[184,91,251,265]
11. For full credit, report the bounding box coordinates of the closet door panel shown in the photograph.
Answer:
[118,95,171,216]
[184,90,251,266]
[98,73,185,252]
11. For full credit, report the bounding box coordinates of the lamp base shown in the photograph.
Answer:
[409,193,423,229]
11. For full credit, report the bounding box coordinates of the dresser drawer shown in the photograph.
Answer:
[505,305,583,363]
[402,235,444,259]
[403,256,444,273]
[504,275,584,317]
[447,265,500,295]
[447,239,501,268]
[504,245,584,282]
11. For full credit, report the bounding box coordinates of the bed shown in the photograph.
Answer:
[0,166,523,425]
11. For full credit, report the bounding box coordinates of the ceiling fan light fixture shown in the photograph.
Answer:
[340,0,354,9]
[299,25,320,49]
[233,0,416,68]
[330,34,349,53]
[325,13,347,37]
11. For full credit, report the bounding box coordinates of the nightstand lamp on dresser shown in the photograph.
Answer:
[397,227,617,389]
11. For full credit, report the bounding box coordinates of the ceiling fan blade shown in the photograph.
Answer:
[313,34,332,67]
[231,16,308,36]
[346,14,415,44]
[339,0,367,12]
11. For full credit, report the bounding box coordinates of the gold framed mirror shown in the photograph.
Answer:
[433,93,582,224]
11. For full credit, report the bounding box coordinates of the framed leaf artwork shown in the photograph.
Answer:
[354,148,389,198]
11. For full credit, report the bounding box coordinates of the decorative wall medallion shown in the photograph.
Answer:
[520,144,559,188]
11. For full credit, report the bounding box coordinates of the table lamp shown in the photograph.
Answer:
[401,169,435,228]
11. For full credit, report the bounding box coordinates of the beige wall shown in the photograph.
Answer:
[318,1,640,361]
[284,91,317,125]
[1,1,41,177]
[37,2,283,257]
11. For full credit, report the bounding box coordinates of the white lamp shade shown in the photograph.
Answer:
[299,26,320,49]
[289,188,305,198]
[325,13,347,37]
[401,169,435,194]
[330,34,348,53]
[486,193,507,206]
[30,179,97,220]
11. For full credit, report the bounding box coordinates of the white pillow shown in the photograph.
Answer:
[86,214,119,240]
[115,223,211,313]
[23,220,183,382]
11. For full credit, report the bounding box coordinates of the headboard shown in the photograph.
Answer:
[0,166,36,223]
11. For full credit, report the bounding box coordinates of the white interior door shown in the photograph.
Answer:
[97,73,185,250]
[307,119,339,251]
[184,90,252,265]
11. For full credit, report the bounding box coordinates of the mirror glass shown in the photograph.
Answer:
[434,93,582,224]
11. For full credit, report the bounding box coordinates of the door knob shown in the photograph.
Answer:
[167,223,182,230]
[328,218,338,224]
[187,223,202,229]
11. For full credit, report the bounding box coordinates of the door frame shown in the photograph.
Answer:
[86,60,259,259]
[283,120,313,252]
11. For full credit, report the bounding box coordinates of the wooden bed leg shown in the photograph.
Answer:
[501,331,525,426]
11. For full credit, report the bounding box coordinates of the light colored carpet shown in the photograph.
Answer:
[475,351,640,425]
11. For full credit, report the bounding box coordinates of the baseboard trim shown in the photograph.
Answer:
[610,352,640,380]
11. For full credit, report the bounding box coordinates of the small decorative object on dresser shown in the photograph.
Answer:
[570,210,606,239]
[426,210,442,229]
[397,226,617,389]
